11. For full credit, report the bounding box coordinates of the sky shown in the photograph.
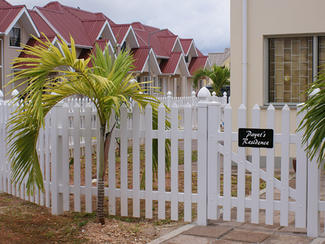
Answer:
[7,0,230,55]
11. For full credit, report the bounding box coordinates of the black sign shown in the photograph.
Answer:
[238,128,274,148]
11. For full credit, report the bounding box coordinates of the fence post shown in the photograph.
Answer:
[207,100,220,220]
[0,94,3,193]
[51,102,64,215]
[197,87,210,225]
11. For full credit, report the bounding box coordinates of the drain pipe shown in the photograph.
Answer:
[242,0,247,107]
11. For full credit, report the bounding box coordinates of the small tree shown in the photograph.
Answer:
[193,65,230,96]
[7,35,160,224]
[298,74,325,166]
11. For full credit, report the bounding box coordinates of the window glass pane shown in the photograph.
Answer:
[0,39,2,65]
[0,67,2,91]
[9,27,21,47]
[318,37,325,73]
[269,37,313,103]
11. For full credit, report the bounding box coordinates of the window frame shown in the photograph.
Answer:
[9,27,21,48]
[0,39,3,91]
[264,35,319,106]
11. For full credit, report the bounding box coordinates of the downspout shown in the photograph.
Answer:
[242,0,247,106]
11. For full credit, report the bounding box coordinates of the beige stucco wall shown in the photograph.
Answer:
[231,0,325,131]
[230,0,325,157]
[3,20,30,99]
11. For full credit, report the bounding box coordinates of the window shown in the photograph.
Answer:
[318,37,325,72]
[268,37,313,103]
[9,27,21,47]
[121,42,126,52]
[0,39,2,91]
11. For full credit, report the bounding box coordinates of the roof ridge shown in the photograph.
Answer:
[113,23,130,27]
[36,6,63,14]
[0,5,24,10]
[82,19,105,23]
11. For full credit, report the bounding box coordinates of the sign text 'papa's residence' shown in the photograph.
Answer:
[238,128,274,148]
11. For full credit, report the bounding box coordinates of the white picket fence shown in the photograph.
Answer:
[0,88,323,237]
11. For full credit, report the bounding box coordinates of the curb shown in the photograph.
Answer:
[148,224,195,244]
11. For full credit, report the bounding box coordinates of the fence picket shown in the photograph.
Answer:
[0,100,4,193]
[208,101,219,220]
[295,106,307,228]
[170,104,179,221]
[145,104,153,219]
[39,126,45,206]
[73,102,81,212]
[184,104,192,222]
[62,103,70,211]
[237,104,247,222]
[84,103,92,213]
[45,113,51,207]
[251,104,260,224]
[120,104,128,217]
[223,104,232,221]
[132,103,140,218]
[158,104,166,219]
[108,112,116,215]
[265,104,275,225]
[280,105,290,226]
[51,105,63,215]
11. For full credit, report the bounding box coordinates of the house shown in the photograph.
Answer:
[230,0,325,132]
[0,0,210,99]
[208,48,230,68]
[230,0,325,164]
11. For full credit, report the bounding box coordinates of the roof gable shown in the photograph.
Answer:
[188,56,208,75]
[160,52,181,74]
[111,24,130,44]
[0,6,39,37]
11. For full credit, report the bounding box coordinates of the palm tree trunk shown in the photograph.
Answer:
[97,126,112,225]
[97,126,106,225]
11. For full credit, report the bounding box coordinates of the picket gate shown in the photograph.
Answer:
[0,88,323,237]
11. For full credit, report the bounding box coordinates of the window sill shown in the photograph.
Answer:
[9,46,22,49]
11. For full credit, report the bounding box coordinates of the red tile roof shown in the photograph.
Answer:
[180,39,192,55]
[0,0,12,8]
[1,0,209,78]
[160,52,181,74]
[36,6,92,46]
[35,1,115,47]
[82,20,106,43]
[29,10,55,38]
[131,47,149,72]
[188,56,208,75]
[111,24,130,44]
[94,39,110,51]
[196,48,204,57]
[0,6,24,33]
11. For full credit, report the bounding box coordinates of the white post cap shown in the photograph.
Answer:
[197,87,211,101]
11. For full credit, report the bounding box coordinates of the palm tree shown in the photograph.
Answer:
[298,74,325,166]
[7,35,160,225]
[193,65,230,96]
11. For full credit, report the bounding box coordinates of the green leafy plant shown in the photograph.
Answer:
[193,65,230,96]
[298,74,325,166]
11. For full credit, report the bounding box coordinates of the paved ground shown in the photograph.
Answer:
[158,216,315,244]
[149,169,325,244]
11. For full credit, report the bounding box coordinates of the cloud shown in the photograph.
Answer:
[8,0,230,54]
